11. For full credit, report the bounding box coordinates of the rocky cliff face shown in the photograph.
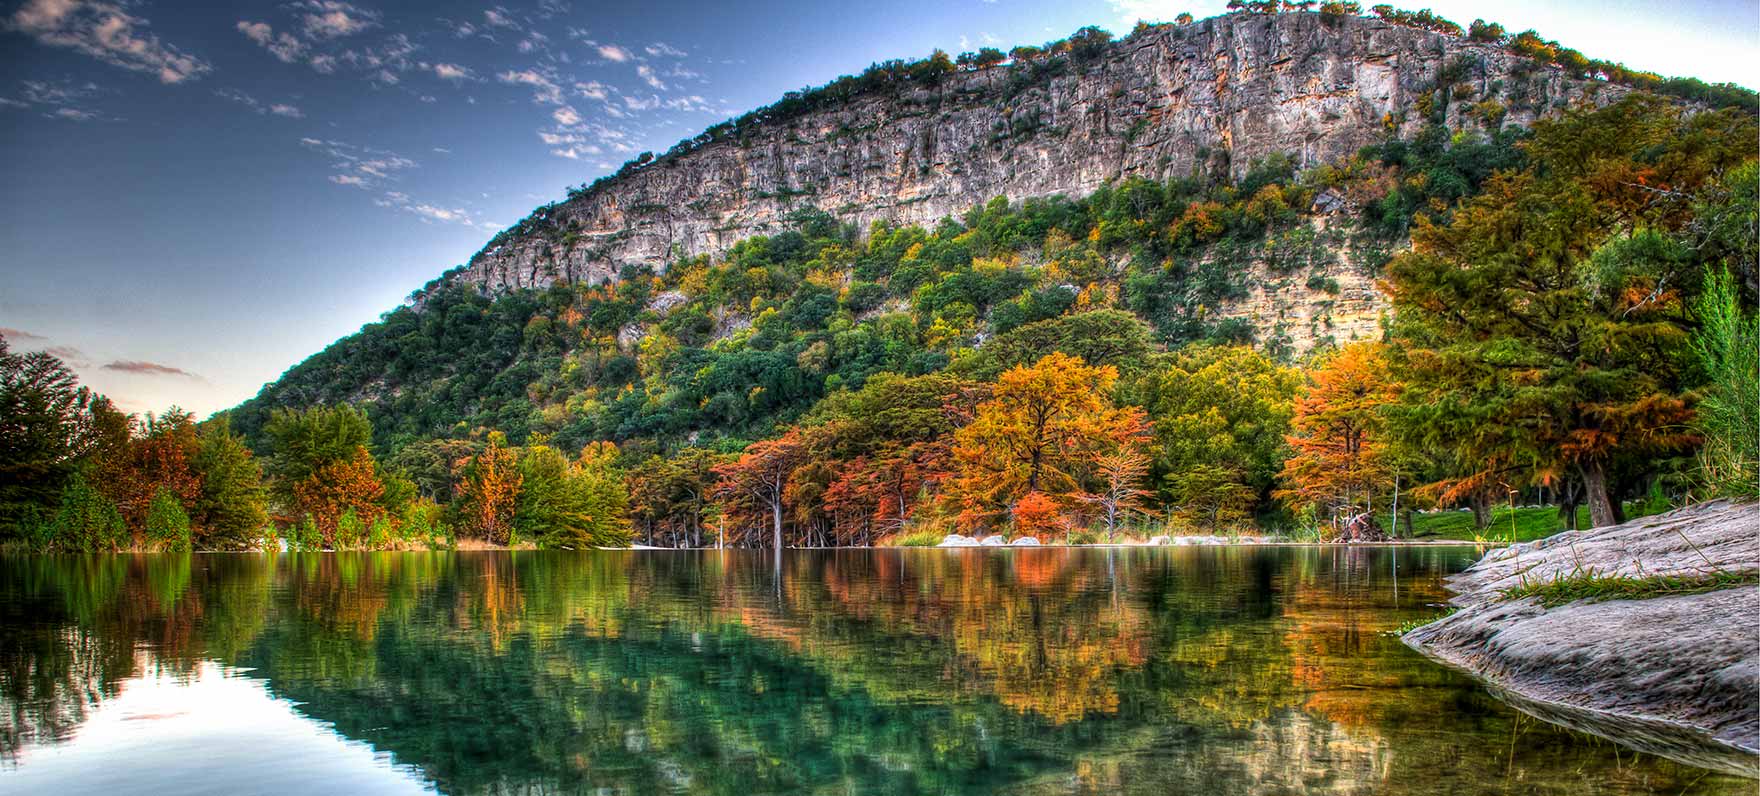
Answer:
[452,12,1619,307]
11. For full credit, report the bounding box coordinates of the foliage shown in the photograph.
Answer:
[191,417,269,549]
[515,441,633,549]
[1386,96,1758,527]
[290,446,385,548]
[1276,343,1398,523]
[949,353,1148,529]
[144,488,191,552]
[33,472,127,552]
[458,431,522,544]
[0,336,107,539]
[1690,266,1759,500]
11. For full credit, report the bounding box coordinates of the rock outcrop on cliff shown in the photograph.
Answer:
[451,12,1619,302]
[1404,501,1760,777]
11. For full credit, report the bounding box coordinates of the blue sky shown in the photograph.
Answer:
[1,0,1754,417]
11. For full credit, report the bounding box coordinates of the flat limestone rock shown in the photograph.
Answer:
[1405,500,1760,776]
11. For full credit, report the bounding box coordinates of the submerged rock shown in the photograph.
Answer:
[1010,537,1041,546]
[1404,500,1760,776]
[937,534,978,547]
[979,535,1008,547]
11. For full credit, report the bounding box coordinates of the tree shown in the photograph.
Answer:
[190,416,268,548]
[35,471,126,552]
[516,440,632,549]
[264,404,374,506]
[1386,97,1757,527]
[145,487,191,552]
[1127,344,1299,523]
[291,446,385,548]
[714,430,805,550]
[0,338,103,539]
[458,431,522,544]
[1276,343,1398,526]
[102,407,201,535]
[1082,449,1151,541]
[949,353,1149,528]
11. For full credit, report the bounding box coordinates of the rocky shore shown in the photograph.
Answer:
[1404,500,1760,777]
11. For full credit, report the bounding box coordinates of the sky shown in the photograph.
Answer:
[1,0,1755,418]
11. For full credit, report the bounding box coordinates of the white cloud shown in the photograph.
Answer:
[329,174,366,186]
[297,0,378,40]
[51,106,97,121]
[498,68,562,104]
[427,62,472,81]
[644,42,686,58]
[308,53,338,73]
[636,64,666,90]
[8,0,210,84]
[596,43,630,62]
[236,20,307,63]
[8,78,107,119]
[269,103,303,117]
[552,105,582,125]
[575,80,608,101]
[302,137,416,186]
[374,191,479,226]
[483,7,517,29]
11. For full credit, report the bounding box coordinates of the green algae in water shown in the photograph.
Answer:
[0,547,1749,795]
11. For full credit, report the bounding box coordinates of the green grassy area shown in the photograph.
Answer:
[1501,569,1760,607]
[1404,501,1665,544]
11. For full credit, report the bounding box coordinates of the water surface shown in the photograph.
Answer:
[0,548,1746,794]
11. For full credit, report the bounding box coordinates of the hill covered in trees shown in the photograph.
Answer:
[1,7,1754,552]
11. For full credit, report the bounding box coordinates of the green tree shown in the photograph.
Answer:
[1691,267,1759,499]
[38,471,126,552]
[1386,97,1758,527]
[145,487,192,552]
[1127,345,1299,525]
[263,404,374,505]
[0,338,103,540]
[516,441,632,548]
[191,416,268,549]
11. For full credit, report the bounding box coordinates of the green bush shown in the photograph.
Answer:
[144,488,191,552]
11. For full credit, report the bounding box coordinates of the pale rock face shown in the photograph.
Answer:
[444,13,1622,351]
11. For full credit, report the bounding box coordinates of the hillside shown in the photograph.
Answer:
[226,8,1746,467]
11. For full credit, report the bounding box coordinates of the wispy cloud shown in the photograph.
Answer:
[103,360,199,379]
[498,68,562,104]
[3,78,109,121]
[297,0,378,40]
[237,20,307,63]
[644,42,686,58]
[0,327,46,341]
[374,191,491,229]
[7,0,210,84]
[301,137,416,186]
[596,43,631,62]
[426,62,474,82]
[216,88,305,119]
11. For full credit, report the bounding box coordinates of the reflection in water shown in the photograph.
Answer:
[0,548,1747,795]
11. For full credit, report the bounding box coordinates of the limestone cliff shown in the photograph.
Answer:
[447,10,1619,332]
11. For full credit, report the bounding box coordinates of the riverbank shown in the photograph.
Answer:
[1403,500,1759,777]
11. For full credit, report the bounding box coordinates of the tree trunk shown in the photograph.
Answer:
[1581,460,1618,529]
[771,498,784,551]
[1469,492,1492,530]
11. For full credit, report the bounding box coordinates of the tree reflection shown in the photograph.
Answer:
[0,548,1745,794]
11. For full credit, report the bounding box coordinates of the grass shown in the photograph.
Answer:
[1500,568,1760,607]
[1391,608,1459,635]
[1406,501,1666,544]
[889,529,946,547]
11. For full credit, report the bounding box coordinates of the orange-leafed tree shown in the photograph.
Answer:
[713,429,806,550]
[97,408,202,538]
[1010,491,1064,539]
[1276,342,1399,526]
[459,431,521,544]
[291,445,385,548]
[949,352,1149,530]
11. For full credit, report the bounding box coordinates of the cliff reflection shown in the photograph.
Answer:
[0,548,1743,795]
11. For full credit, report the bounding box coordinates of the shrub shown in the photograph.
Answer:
[145,488,191,552]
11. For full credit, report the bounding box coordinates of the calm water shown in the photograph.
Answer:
[0,547,1747,795]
